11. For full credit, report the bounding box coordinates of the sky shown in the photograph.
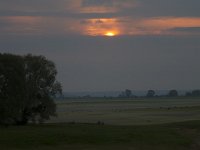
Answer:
[0,0,200,92]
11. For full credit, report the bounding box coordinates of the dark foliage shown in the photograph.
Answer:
[191,90,200,97]
[146,90,156,97]
[185,90,200,97]
[0,53,62,125]
[168,90,178,97]
[118,89,133,98]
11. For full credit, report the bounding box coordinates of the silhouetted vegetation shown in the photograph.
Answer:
[0,53,62,125]
[185,90,200,97]
[118,89,134,98]
[168,90,179,97]
[125,89,132,98]
[116,89,200,99]
[146,90,156,97]
[191,90,200,96]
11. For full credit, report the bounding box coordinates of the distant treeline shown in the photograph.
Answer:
[61,89,200,99]
[118,89,200,98]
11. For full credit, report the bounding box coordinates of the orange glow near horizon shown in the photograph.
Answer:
[82,18,121,36]
[141,17,200,29]
[105,32,115,36]
[1,16,200,36]
[104,31,116,36]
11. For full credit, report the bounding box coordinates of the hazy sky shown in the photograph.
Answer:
[0,0,200,92]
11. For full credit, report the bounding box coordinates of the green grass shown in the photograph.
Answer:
[52,97,200,125]
[1,97,200,150]
[1,120,200,150]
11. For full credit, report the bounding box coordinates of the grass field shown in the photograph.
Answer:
[1,120,200,150]
[1,97,200,150]
[51,97,200,125]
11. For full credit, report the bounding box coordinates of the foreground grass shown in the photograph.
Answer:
[1,120,200,150]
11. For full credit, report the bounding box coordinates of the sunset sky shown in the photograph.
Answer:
[0,0,200,92]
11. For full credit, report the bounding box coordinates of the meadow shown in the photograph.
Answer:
[1,120,200,150]
[1,97,200,150]
[52,97,200,125]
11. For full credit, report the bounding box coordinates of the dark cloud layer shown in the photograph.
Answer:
[82,0,114,7]
[0,35,200,91]
[134,0,200,17]
[0,0,200,18]
[0,0,200,91]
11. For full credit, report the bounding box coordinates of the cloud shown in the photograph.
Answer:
[0,16,82,36]
[78,17,200,36]
[1,35,200,91]
[0,1,200,37]
[0,0,136,19]
[136,17,200,35]
[167,27,200,36]
[81,0,114,7]
[80,0,136,13]
[1,0,200,19]
[132,0,200,17]
[1,0,200,92]
[1,15,200,37]
[80,18,121,36]
[0,16,42,35]
[0,0,70,12]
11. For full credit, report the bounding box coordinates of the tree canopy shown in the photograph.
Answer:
[0,53,62,125]
[168,90,178,97]
[146,90,156,97]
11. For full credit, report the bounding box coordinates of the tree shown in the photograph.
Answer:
[0,53,26,125]
[146,90,155,97]
[185,92,192,97]
[185,90,200,97]
[118,89,132,98]
[168,90,178,97]
[125,89,132,98]
[0,53,62,125]
[191,90,200,97]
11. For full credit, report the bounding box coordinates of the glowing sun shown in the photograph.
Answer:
[105,32,116,37]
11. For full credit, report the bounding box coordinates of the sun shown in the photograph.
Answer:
[105,32,116,37]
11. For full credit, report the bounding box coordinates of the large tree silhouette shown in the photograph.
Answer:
[0,53,62,125]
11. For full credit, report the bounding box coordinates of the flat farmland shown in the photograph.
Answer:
[1,98,200,150]
[50,97,200,125]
